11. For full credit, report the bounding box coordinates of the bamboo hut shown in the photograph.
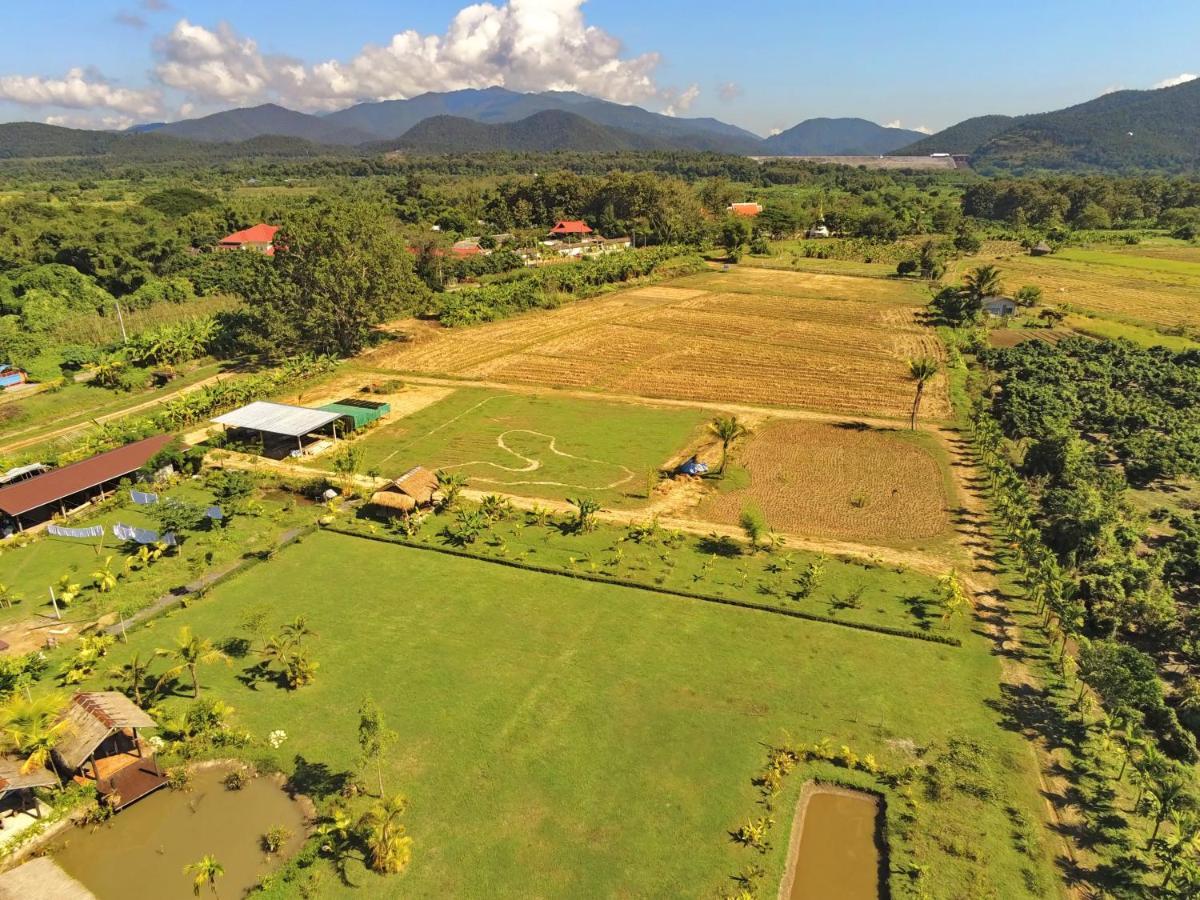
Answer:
[368,466,441,517]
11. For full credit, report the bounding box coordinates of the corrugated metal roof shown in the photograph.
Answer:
[212,401,341,437]
[0,435,174,517]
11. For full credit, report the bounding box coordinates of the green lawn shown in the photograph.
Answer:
[0,481,312,627]
[311,388,709,508]
[60,530,1060,898]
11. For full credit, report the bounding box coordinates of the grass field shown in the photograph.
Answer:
[947,243,1200,332]
[311,387,708,508]
[371,267,949,421]
[64,529,1059,898]
[694,420,954,547]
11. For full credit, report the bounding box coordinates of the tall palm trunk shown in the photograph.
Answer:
[910,383,925,431]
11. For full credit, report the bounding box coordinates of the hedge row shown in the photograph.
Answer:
[430,246,707,327]
[324,524,962,647]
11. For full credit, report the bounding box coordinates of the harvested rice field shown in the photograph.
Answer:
[695,419,953,545]
[371,267,948,420]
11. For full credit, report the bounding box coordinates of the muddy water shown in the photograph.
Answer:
[53,767,306,900]
[785,788,881,900]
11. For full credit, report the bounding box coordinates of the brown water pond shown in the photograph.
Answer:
[53,767,306,900]
[781,785,883,900]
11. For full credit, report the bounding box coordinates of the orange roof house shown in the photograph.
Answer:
[548,220,594,237]
[218,224,280,255]
[727,203,763,217]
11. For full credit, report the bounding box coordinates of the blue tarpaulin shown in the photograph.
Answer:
[676,456,709,476]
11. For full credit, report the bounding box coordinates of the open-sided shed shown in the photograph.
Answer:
[212,401,344,454]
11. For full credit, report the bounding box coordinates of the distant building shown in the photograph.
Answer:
[548,220,594,239]
[1030,241,1054,257]
[806,224,831,239]
[983,296,1017,317]
[217,224,279,255]
[451,239,486,257]
[728,202,763,218]
[0,365,27,389]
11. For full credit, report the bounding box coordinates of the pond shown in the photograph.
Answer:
[52,766,306,900]
[781,784,883,900]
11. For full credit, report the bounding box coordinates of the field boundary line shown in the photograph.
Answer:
[323,524,961,647]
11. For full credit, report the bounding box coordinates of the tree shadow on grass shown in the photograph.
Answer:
[288,754,353,801]
[901,594,937,631]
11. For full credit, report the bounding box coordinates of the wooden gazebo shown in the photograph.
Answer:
[0,758,57,826]
[53,692,166,810]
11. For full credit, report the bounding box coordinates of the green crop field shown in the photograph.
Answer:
[311,388,709,508]
[62,529,1060,898]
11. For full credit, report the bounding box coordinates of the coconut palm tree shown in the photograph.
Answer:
[358,794,414,874]
[183,855,225,898]
[963,264,1004,302]
[907,358,940,431]
[708,416,750,475]
[0,693,70,780]
[160,627,229,698]
[109,650,166,707]
[434,471,468,511]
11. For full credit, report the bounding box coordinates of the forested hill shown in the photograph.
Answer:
[386,110,678,153]
[0,123,346,161]
[761,118,924,156]
[900,79,1200,172]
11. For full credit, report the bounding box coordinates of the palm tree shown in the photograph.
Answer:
[109,650,166,707]
[183,855,225,898]
[435,471,468,510]
[160,627,229,698]
[358,794,414,875]
[708,416,750,475]
[91,555,119,593]
[0,583,20,609]
[907,358,939,431]
[567,497,601,533]
[963,264,1004,302]
[0,693,70,780]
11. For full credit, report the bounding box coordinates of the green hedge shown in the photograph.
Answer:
[324,524,961,647]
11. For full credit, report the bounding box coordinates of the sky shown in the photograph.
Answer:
[0,0,1197,137]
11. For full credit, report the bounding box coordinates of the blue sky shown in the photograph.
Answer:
[0,0,1197,135]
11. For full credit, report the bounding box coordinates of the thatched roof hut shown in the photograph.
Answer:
[392,466,439,506]
[1030,241,1053,256]
[369,490,417,515]
[53,691,156,773]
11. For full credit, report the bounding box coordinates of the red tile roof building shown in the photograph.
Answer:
[548,220,594,236]
[218,224,280,255]
[728,203,763,217]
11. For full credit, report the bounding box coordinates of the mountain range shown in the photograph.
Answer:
[3,80,1200,171]
[895,78,1200,171]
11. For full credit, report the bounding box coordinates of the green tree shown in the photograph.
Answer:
[720,217,752,260]
[0,693,70,779]
[708,415,750,475]
[245,200,425,358]
[435,471,468,511]
[568,497,601,533]
[907,358,939,431]
[963,264,1004,303]
[357,697,398,797]
[183,854,225,898]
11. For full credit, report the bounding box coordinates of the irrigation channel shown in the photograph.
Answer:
[779,784,884,900]
[51,766,306,899]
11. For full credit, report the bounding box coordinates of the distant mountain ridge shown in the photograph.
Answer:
[761,118,925,156]
[895,79,1200,171]
[387,110,676,154]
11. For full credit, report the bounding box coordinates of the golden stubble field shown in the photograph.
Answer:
[695,419,953,545]
[372,268,949,420]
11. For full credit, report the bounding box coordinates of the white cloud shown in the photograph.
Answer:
[914,124,933,134]
[1154,72,1198,89]
[884,119,902,129]
[885,119,932,134]
[114,11,147,29]
[717,81,742,101]
[142,0,171,9]
[154,2,672,112]
[661,84,700,117]
[0,68,161,116]
[767,127,782,137]
[1100,83,1124,95]
[45,112,136,131]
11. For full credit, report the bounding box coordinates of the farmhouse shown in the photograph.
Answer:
[217,224,279,255]
[1030,241,1054,257]
[53,692,164,811]
[728,202,763,217]
[983,296,1018,317]
[0,434,174,533]
[451,239,486,257]
[369,465,440,516]
[548,220,593,240]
